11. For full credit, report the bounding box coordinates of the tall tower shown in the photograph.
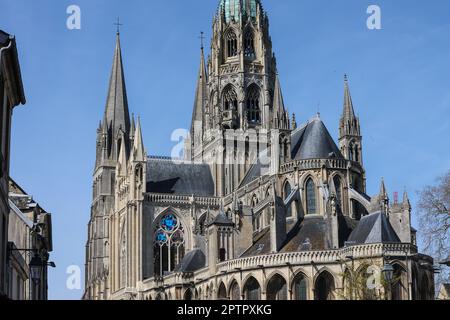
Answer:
[190,0,290,195]
[338,75,366,218]
[85,30,131,300]
[339,75,362,166]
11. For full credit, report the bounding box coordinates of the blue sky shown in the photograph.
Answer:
[1,0,449,300]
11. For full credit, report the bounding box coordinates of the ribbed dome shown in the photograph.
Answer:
[219,0,259,22]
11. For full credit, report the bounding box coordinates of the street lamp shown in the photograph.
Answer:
[433,265,442,274]
[29,254,43,283]
[382,263,394,283]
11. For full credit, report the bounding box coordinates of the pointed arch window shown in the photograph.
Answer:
[354,145,360,163]
[244,31,255,58]
[333,175,342,209]
[293,274,308,300]
[252,195,262,232]
[283,181,292,217]
[306,178,317,215]
[230,281,241,300]
[223,86,238,111]
[266,274,288,300]
[246,86,261,124]
[226,31,238,58]
[349,142,354,161]
[153,213,185,276]
[244,277,261,300]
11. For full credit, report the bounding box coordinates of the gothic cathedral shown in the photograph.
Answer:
[84,0,435,300]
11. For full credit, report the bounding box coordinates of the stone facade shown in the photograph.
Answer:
[0,29,26,299]
[7,180,53,300]
[84,0,435,300]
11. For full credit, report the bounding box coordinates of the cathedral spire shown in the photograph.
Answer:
[190,41,208,151]
[339,75,363,165]
[380,177,387,198]
[103,32,131,142]
[132,117,145,162]
[272,74,288,129]
[130,113,136,140]
[342,74,356,121]
[402,190,411,210]
[117,132,128,176]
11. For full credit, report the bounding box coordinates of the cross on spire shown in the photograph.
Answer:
[114,17,123,35]
[199,31,205,49]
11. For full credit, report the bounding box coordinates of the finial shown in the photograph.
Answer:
[291,113,297,130]
[344,74,348,82]
[114,17,123,35]
[199,31,205,50]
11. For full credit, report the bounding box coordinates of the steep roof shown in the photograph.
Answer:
[347,211,401,244]
[239,156,270,188]
[209,211,234,226]
[0,30,26,106]
[190,47,207,141]
[103,32,130,138]
[146,157,215,196]
[342,75,356,121]
[281,216,331,252]
[241,216,335,258]
[291,116,344,160]
[174,249,206,273]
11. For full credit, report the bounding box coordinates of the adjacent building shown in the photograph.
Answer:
[8,179,53,300]
[0,29,26,299]
[84,0,435,300]
[1,29,53,300]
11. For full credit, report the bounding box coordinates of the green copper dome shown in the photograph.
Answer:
[219,0,259,22]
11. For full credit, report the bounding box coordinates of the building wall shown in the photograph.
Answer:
[7,201,33,300]
[0,37,14,299]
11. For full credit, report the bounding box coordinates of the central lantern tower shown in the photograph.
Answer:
[188,0,291,196]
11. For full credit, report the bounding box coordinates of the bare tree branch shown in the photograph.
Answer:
[416,170,450,290]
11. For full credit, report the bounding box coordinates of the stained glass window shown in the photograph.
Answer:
[306,178,317,215]
[154,213,185,276]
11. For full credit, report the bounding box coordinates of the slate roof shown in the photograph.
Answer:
[209,211,234,226]
[241,216,335,257]
[239,156,271,187]
[174,249,206,273]
[240,227,272,257]
[0,30,11,46]
[347,211,401,245]
[281,216,331,252]
[291,117,344,160]
[146,157,215,196]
